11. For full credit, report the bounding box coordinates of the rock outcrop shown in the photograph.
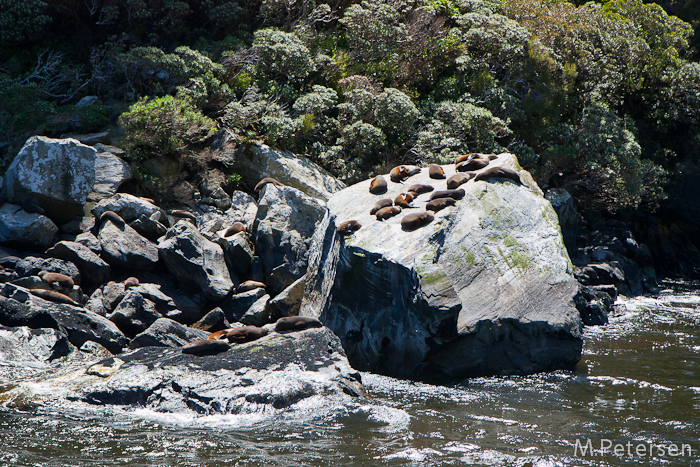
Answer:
[301,154,583,381]
[0,203,58,250]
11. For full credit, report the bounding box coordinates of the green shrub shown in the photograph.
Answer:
[252,28,314,80]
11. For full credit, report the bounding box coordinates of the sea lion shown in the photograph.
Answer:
[182,339,230,356]
[474,166,522,184]
[274,316,323,332]
[455,153,498,164]
[429,164,446,179]
[401,211,435,231]
[375,206,402,221]
[210,326,269,343]
[99,210,125,227]
[389,165,410,183]
[21,196,44,214]
[429,189,465,201]
[38,271,74,289]
[446,173,473,189]
[123,277,139,288]
[370,198,393,215]
[169,209,197,221]
[406,184,434,195]
[369,175,388,194]
[237,280,266,293]
[337,220,362,236]
[29,288,80,306]
[254,177,284,192]
[394,193,414,208]
[224,222,247,237]
[426,197,456,212]
[456,157,490,172]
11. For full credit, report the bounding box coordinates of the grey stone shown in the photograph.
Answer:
[220,287,265,323]
[218,231,254,277]
[0,326,73,383]
[0,204,58,250]
[129,318,209,349]
[14,256,80,285]
[60,215,96,235]
[89,152,133,201]
[45,240,110,285]
[267,275,306,320]
[86,288,108,316]
[75,231,101,253]
[545,188,577,252]
[301,154,582,381]
[129,282,203,325]
[129,213,167,241]
[107,290,163,337]
[191,307,229,332]
[227,190,258,226]
[98,220,159,270]
[92,193,160,223]
[240,294,271,326]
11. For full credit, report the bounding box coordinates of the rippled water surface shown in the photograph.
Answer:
[2,283,699,466]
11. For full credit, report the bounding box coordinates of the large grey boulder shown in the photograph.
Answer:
[107,290,163,337]
[0,204,58,250]
[45,241,110,285]
[98,219,159,270]
[129,318,209,349]
[301,154,583,381]
[213,135,345,201]
[254,184,327,295]
[0,325,72,383]
[1,136,97,223]
[158,221,235,301]
[218,231,255,277]
[92,193,161,223]
[89,150,133,201]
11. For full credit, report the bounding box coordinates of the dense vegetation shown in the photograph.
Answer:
[0,0,698,213]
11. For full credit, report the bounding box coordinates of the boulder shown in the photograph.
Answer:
[88,150,133,201]
[60,215,95,235]
[239,294,271,326]
[107,290,162,337]
[14,256,80,285]
[267,275,306,320]
[45,241,110,285]
[545,188,577,252]
[0,325,73,383]
[574,286,612,326]
[227,190,258,226]
[0,203,58,250]
[212,136,346,201]
[129,213,167,241]
[158,221,235,301]
[92,193,160,223]
[218,231,255,277]
[220,287,266,323]
[129,282,204,324]
[1,136,97,223]
[254,184,327,295]
[74,231,101,253]
[301,154,583,381]
[98,220,159,270]
[129,318,209,349]
[191,307,229,332]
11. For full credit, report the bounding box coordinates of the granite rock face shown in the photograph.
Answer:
[89,150,133,201]
[301,153,583,381]
[0,204,58,250]
[98,219,159,270]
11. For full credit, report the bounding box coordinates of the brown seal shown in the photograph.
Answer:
[401,211,435,231]
[406,184,434,195]
[394,193,414,208]
[210,326,269,343]
[456,157,490,172]
[426,197,456,212]
[375,206,402,221]
[428,164,446,179]
[370,198,393,215]
[182,339,230,356]
[337,220,362,236]
[446,173,473,189]
[224,222,247,237]
[100,210,125,227]
[21,196,44,214]
[455,153,497,164]
[124,277,139,288]
[169,209,197,221]
[38,271,74,289]
[237,280,266,293]
[369,175,388,194]
[254,177,283,192]
[274,316,323,332]
[430,189,465,201]
[474,166,522,184]
[29,288,80,306]
[389,166,410,183]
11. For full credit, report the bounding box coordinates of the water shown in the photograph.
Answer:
[2,283,699,466]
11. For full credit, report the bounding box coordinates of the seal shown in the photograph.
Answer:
[429,164,446,179]
[369,175,388,194]
[394,193,414,208]
[123,276,139,288]
[401,211,434,231]
[370,198,393,215]
[274,316,323,332]
[38,271,74,289]
[254,177,284,192]
[455,153,497,164]
[224,222,247,237]
[389,165,411,183]
[210,326,269,343]
[456,157,490,172]
[474,166,522,184]
[169,209,197,221]
[375,206,402,221]
[21,196,44,214]
[337,220,362,236]
[99,210,125,227]
[429,189,465,200]
[182,339,230,356]
[406,184,434,195]
[237,280,266,293]
[426,197,456,212]
[29,288,80,306]
[446,173,473,189]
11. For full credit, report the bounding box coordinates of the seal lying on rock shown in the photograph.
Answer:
[38,271,74,289]
[429,164,445,179]
[389,166,411,183]
[208,326,269,343]
[426,197,456,212]
[430,189,465,201]
[406,184,434,195]
[123,277,139,288]
[337,220,362,236]
[169,209,197,221]
[369,176,388,194]
[254,177,284,192]
[375,206,402,221]
[370,198,393,215]
[99,210,125,227]
[274,316,323,332]
[474,166,522,185]
[446,173,473,189]
[401,211,434,231]
[456,154,497,172]
[237,280,266,293]
[182,339,230,356]
[224,222,247,237]
[394,193,414,208]
[29,288,80,306]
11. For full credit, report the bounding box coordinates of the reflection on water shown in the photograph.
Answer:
[2,283,699,466]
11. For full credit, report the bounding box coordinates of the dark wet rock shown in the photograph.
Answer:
[98,220,159,271]
[129,318,209,349]
[0,295,60,330]
[129,213,168,241]
[574,286,612,326]
[240,294,271,326]
[267,275,306,320]
[0,325,73,383]
[220,287,266,323]
[107,290,163,338]
[60,215,96,235]
[301,154,583,381]
[191,307,229,332]
[0,203,59,251]
[158,221,234,301]
[218,231,254,277]
[254,184,327,296]
[45,241,110,285]
[14,256,80,285]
